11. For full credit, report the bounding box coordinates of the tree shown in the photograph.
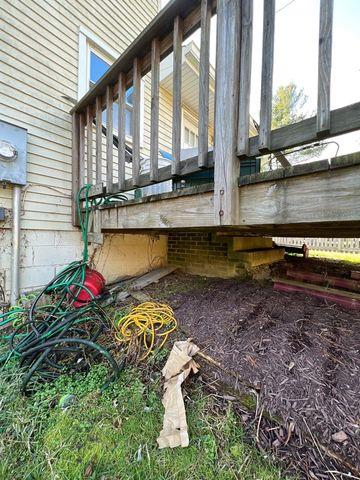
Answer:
[271,82,325,165]
[272,82,307,129]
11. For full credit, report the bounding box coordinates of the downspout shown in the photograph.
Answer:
[11,184,21,305]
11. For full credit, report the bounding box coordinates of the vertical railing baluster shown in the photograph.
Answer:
[118,72,126,191]
[198,0,211,168]
[71,112,80,226]
[106,85,113,191]
[317,0,333,135]
[132,57,141,187]
[150,38,160,182]
[79,112,85,188]
[95,96,102,186]
[237,0,253,156]
[259,0,275,152]
[86,105,93,184]
[172,15,183,176]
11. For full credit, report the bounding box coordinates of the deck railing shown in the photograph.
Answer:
[71,0,360,228]
[71,0,216,217]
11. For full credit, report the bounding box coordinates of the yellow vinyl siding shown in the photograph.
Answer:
[0,0,159,230]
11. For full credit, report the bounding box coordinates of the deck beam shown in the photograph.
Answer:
[99,161,360,236]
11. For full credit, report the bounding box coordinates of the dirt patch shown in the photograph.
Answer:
[145,270,360,479]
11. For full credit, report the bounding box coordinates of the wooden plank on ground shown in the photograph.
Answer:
[351,271,360,281]
[286,269,360,293]
[317,0,333,135]
[273,278,360,310]
[130,266,177,291]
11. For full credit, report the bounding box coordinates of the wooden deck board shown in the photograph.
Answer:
[99,162,360,235]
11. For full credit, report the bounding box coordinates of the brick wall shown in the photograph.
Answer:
[167,231,246,278]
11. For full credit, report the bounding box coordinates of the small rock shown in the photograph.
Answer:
[331,430,348,443]
[288,361,295,372]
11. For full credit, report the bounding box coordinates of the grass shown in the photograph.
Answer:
[309,250,360,264]
[0,351,289,480]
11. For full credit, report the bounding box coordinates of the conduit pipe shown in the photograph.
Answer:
[10,185,21,305]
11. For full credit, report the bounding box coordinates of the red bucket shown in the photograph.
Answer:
[71,268,105,308]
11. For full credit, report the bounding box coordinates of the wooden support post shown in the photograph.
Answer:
[150,38,160,183]
[198,0,211,168]
[132,57,141,187]
[259,0,275,152]
[237,0,253,156]
[317,0,333,135]
[106,85,113,192]
[79,112,85,189]
[172,15,183,176]
[71,112,80,226]
[86,105,93,184]
[214,0,241,225]
[95,96,103,186]
[118,72,126,191]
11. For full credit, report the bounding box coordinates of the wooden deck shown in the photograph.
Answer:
[99,154,360,237]
[71,0,360,239]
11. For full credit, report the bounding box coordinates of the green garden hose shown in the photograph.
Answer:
[0,184,127,393]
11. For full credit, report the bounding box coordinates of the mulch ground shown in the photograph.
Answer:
[145,260,360,480]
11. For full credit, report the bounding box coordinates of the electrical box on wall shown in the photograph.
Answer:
[0,120,28,185]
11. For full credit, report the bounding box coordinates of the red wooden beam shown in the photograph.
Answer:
[286,269,360,293]
[273,278,360,310]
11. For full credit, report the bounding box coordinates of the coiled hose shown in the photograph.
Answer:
[0,185,126,393]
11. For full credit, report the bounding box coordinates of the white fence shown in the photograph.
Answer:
[273,238,360,254]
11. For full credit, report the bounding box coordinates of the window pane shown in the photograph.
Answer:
[126,86,134,106]
[90,51,110,84]
[125,108,132,137]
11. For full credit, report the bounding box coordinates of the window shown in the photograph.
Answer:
[183,126,199,149]
[78,27,143,141]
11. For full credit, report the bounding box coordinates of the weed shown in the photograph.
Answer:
[0,352,290,480]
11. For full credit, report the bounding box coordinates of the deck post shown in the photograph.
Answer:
[214,0,241,225]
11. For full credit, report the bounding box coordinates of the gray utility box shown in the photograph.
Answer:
[0,120,28,185]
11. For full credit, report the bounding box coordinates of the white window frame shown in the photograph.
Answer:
[181,109,199,149]
[77,26,144,146]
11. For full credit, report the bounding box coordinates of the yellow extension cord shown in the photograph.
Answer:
[114,302,177,360]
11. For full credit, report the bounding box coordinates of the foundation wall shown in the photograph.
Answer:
[167,231,246,278]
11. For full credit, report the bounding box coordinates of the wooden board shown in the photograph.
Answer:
[130,266,177,291]
[317,0,333,134]
[286,269,360,293]
[273,278,360,310]
[213,0,241,225]
[101,187,215,230]
[259,0,275,151]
